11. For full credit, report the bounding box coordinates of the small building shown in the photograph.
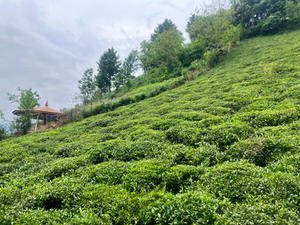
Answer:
[12,101,65,130]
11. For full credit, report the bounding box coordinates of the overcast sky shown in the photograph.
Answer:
[0,0,209,122]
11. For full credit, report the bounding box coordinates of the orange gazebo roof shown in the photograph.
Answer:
[12,101,64,115]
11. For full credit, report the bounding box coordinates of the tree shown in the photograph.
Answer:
[186,14,201,40]
[0,109,6,141]
[113,49,140,91]
[110,49,140,92]
[140,40,153,72]
[147,30,184,71]
[230,0,289,36]
[96,48,121,93]
[78,68,97,104]
[122,49,140,79]
[151,19,183,42]
[140,19,183,73]
[7,88,40,135]
[187,0,235,44]
[178,39,207,67]
[0,110,4,120]
[285,0,300,23]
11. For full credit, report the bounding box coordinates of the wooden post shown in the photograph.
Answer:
[35,115,39,131]
[44,113,47,125]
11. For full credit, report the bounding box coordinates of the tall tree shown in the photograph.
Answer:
[122,49,140,79]
[96,48,121,93]
[114,50,140,91]
[0,110,4,120]
[285,0,300,23]
[0,109,7,141]
[187,0,240,45]
[78,68,97,104]
[140,19,183,73]
[151,19,183,42]
[230,0,287,27]
[7,88,40,135]
[147,30,184,71]
[140,40,153,72]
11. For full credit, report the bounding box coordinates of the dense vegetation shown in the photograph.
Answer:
[74,0,300,103]
[1,27,300,224]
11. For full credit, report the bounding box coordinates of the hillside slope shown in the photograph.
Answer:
[1,30,300,224]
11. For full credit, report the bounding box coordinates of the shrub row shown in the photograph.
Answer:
[82,77,187,118]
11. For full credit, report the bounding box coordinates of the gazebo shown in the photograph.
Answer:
[12,101,65,129]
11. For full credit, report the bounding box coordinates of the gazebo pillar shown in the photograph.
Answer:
[44,113,47,125]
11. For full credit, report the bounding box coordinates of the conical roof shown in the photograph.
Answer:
[12,101,64,115]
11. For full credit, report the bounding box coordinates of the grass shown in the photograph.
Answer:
[1,29,300,224]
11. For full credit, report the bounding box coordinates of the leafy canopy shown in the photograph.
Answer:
[187,0,238,45]
[147,30,184,71]
[150,19,183,42]
[114,49,140,91]
[139,19,183,74]
[78,68,97,103]
[96,48,121,93]
[0,109,4,120]
[7,87,40,135]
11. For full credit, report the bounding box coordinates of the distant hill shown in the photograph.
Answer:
[1,29,300,224]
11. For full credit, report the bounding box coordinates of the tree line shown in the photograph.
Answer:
[78,0,300,103]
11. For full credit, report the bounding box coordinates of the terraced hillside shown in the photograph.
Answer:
[1,30,300,224]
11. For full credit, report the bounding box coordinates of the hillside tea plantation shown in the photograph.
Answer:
[1,30,300,224]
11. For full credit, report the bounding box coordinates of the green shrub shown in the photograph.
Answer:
[199,162,300,208]
[41,157,88,180]
[238,109,299,128]
[222,203,300,224]
[76,160,130,185]
[54,144,80,158]
[142,191,229,224]
[202,122,253,149]
[268,153,300,174]
[163,165,204,193]
[26,177,86,210]
[169,143,223,167]
[89,118,114,128]
[225,136,295,167]
[0,125,7,142]
[88,140,167,164]
[122,159,170,192]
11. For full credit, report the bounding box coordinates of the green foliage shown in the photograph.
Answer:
[178,39,207,67]
[96,48,121,93]
[7,88,40,135]
[1,30,300,223]
[138,19,185,83]
[150,18,183,42]
[114,50,140,91]
[261,12,282,34]
[285,0,300,24]
[147,30,184,71]
[231,0,298,37]
[221,24,242,44]
[222,203,300,224]
[78,68,97,103]
[0,110,6,142]
[142,191,229,224]
[0,126,6,142]
[163,165,204,193]
[187,0,240,45]
[0,110,4,120]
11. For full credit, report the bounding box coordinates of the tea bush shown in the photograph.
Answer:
[1,29,300,223]
[163,165,204,193]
